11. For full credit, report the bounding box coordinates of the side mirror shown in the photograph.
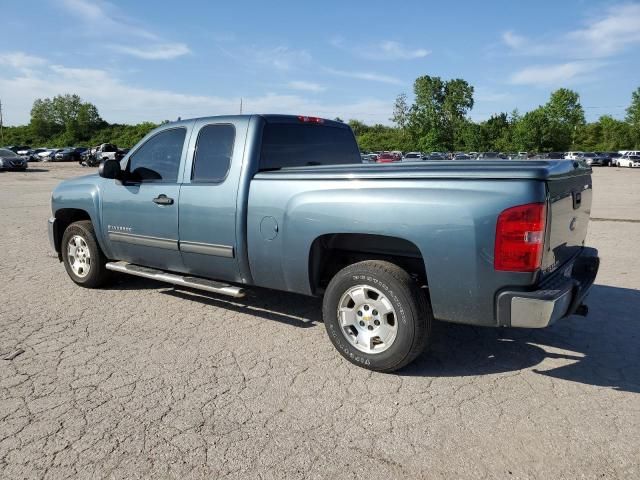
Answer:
[99,159,122,179]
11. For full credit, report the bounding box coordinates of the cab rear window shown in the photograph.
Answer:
[260,123,361,170]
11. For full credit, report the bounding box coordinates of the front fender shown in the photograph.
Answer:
[51,175,111,258]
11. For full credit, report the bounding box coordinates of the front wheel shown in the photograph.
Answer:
[322,260,431,372]
[61,220,111,288]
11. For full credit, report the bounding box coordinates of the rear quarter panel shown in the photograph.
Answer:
[247,177,546,326]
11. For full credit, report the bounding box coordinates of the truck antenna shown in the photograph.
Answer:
[240,97,243,115]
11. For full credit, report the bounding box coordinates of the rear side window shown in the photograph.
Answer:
[260,123,361,170]
[191,124,235,183]
[127,128,186,183]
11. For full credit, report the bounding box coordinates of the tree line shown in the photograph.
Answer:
[1,94,159,148]
[353,77,640,153]
[2,81,640,153]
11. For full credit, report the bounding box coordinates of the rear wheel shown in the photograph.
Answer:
[322,260,431,372]
[61,220,111,288]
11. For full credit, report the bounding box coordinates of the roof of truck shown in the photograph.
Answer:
[163,114,349,129]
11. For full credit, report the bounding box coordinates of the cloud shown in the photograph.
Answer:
[324,68,404,85]
[287,81,326,93]
[567,3,640,57]
[509,61,602,86]
[502,3,640,59]
[110,44,191,60]
[332,38,430,61]
[0,52,393,125]
[254,47,312,70]
[57,0,189,59]
[501,31,525,49]
[0,52,47,71]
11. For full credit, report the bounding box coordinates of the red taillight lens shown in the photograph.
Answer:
[494,202,546,272]
[297,115,324,124]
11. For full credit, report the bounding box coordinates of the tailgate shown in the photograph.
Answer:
[540,171,593,276]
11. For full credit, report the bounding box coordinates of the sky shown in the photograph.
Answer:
[1,0,639,126]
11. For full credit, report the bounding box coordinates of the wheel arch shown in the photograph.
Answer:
[308,233,428,296]
[53,208,97,260]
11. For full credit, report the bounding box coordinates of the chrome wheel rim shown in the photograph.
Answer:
[67,235,91,278]
[337,285,398,354]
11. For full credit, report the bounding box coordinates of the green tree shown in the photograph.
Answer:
[29,94,103,144]
[391,93,410,130]
[408,76,474,151]
[544,88,585,150]
[626,87,640,148]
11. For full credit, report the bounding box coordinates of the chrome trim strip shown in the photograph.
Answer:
[179,240,234,258]
[108,231,178,250]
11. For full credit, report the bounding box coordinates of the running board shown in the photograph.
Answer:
[105,261,245,298]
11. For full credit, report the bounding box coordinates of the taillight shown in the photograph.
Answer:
[494,202,546,272]
[297,115,324,124]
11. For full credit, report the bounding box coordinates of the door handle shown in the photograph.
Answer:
[153,194,174,205]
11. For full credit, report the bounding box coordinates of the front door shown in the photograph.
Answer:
[101,126,190,272]
[178,119,247,282]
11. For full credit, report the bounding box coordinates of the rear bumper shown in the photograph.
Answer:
[496,247,599,328]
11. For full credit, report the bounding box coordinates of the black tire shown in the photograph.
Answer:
[61,220,111,288]
[322,260,432,372]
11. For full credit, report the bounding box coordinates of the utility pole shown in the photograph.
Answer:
[0,99,4,144]
[239,98,243,115]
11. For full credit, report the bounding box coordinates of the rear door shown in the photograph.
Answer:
[177,118,248,282]
[101,126,190,272]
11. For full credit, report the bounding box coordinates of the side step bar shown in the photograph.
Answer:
[105,261,245,298]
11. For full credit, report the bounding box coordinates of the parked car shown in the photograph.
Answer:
[41,149,64,161]
[402,152,424,161]
[425,153,446,160]
[453,153,471,160]
[593,152,612,167]
[376,152,398,163]
[28,148,48,161]
[477,152,504,160]
[617,154,640,168]
[15,146,32,155]
[608,152,621,166]
[581,152,601,166]
[54,147,87,162]
[4,145,30,154]
[48,114,599,373]
[0,148,29,170]
[564,151,584,160]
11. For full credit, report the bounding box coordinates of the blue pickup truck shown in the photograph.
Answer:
[48,114,599,372]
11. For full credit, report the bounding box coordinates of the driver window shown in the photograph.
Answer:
[127,128,186,183]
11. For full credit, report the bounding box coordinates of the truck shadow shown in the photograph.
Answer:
[107,274,639,393]
[401,284,640,394]
[162,287,321,329]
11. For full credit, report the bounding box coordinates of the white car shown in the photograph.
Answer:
[402,152,424,161]
[617,154,640,168]
[564,151,584,160]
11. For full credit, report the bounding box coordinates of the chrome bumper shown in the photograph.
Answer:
[497,247,600,328]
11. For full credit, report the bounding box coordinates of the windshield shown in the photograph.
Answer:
[0,148,19,158]
[583,153,596,157]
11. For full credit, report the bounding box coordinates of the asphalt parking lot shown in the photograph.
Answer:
[1,163,639,479]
